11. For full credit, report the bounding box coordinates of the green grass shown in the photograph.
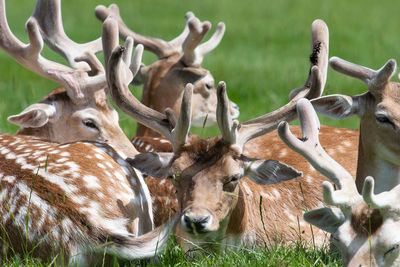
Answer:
[1,0,399,265]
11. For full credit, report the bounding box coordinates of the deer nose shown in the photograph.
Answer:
[182,213,211,233]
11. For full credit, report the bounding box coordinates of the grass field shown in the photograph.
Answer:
[0,0,399,265]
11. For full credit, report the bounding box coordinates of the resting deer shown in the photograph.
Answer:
[104,19,358,251]
[0,2,179,264]
[126,19,357,232]
[0,0,139,157]
[311,57,400,194]
[279,98,400,267]
[95,3,240,137]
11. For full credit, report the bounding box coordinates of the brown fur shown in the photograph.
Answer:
[144,125,359,247]
[0,134,152,262]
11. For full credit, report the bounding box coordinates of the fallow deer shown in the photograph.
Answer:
[104,20,358,252]
[311,57,400,193]
[0,2,180,264]
[0,133,178,264]
[0,0,139,157]
[278,98,400,267]
[126,19,356,235]
[95,3,240,137]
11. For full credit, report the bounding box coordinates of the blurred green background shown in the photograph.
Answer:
[0,0,399,138]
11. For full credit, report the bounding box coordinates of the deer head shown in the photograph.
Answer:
[279,98,400,267]
[0,0,137,156]
[311,57,400,193]
[104,18,328,250]
[95,4,240,137]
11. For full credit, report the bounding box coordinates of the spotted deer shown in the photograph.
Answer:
[127,19,356,236]
[279,98,400,267]
[311,57,400,194]
[0,0,139,157]
[104,19,359,252]
[0,2,180,264]
[0,133,181,264]
[95,3,240,137]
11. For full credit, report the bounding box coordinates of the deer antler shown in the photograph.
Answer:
[95,4,225,67]
[104,17,191,152]
[31,0,102,71]
[217,19,328,152]
[329,57,396,96]
[278,98,360,207]
[181,16,225,67]
[0,0,106,103]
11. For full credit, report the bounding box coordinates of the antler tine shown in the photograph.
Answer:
[171,84,193,151]
[105,18,191,151]
[330,57,396,91]
[236,66,322,148]
[289,19,329,100]
[32,0,103,71]
[233,20,328,148]
[362,176,400,210]
[181,17,213,67]
[96,4,175,59]
[278,99,357,192]
[216,81,240,148]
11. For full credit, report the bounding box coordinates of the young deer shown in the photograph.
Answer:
[95,3,239,137]
[279,98,400,267]
[311,57,400,193]
[104,19,358,251]
[0,0,138,157]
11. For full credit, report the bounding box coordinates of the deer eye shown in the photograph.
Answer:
[375,112,395,129]
[82,119,99,130]
[205,83,213,90]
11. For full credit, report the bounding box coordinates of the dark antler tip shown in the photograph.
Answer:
[309,41,321,65]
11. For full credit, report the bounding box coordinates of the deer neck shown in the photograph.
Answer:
[356,126,400,193]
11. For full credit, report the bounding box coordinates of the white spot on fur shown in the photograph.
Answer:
[272,189,281,199]
[97,163,106,169]
[278,148,288,158]
[83,175,101,189]
[3,175,16,184]
[159,179,166,185]
[60,152,70,157]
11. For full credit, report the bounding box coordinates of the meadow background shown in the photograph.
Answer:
[0,0,399,265]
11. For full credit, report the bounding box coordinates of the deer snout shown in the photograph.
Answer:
[181,209,212,234]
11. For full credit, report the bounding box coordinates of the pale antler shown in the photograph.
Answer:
[217,19,328,151]
[329,57,396,95]
[278,99,360,207]
[103,17,191,151]
[0,0,106,103]
[31,0,102,71]
[95,4,224,67]
[362,176,400,211]
[95,4,192,59]
[181,16,225,67]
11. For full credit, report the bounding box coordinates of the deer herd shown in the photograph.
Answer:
[0,1,398,266]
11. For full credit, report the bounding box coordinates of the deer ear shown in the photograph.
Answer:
[311,94,364,119]
[244,159,302,185]
[8,103,57,128]
[304,207,345,234]
[126,152,174,178]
